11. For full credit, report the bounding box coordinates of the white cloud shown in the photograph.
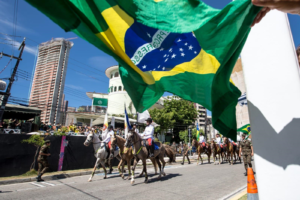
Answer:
[3,35,37,55]
[65,84,84,91]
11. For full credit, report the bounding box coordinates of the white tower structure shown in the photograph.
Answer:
[105,65,137,115]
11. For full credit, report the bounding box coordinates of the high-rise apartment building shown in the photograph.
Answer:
[29,38,73,124]
[194,103,206,128]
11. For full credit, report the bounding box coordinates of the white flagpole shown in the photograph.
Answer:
[241,10,300,199]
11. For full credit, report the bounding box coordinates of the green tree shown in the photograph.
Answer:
[179,128,204,143]
[149,96,197,137]
[22,135,45,170]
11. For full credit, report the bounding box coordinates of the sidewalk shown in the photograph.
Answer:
[0,155,203,185]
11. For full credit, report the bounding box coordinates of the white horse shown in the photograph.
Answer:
[84,132,120,181]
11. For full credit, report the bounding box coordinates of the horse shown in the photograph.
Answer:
[110,135,159,180]
[235,141,241,163]
[84,132,121,181]
[125,130,166,185]
[210,140,224,165]
[223,138,236,165]
[164,144,176,163]
[192,138,211,165]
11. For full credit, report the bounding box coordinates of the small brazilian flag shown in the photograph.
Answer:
[237,124,251,135]
[196,122,200,142]
[25,0,260,140]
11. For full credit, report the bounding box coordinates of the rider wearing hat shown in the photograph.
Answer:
[199,133,207,152]
[36,140,51,182]
[140,118,155,158]
[102,125,115,157]
[215,133,225,151]
[132,123,139,134]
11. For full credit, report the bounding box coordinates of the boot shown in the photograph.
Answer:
[188,158,191,164]
[36,174,44,182]
[244,172,247,176]
[149,144,154,158]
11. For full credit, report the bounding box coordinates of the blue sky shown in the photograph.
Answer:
[0,0,299,113]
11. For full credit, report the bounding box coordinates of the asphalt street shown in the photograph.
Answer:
[0,161,247,200]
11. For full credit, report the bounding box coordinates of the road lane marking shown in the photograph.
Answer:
[30,182,45,187]
[220,185,247,200]
[41,182,55,186]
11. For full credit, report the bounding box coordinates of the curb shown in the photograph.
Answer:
[0,156,203,186]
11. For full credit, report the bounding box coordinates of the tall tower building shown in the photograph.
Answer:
[29,38,73,124]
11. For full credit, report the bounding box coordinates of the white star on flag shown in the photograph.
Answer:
[153,69,156,71]
[171,54,176,59]
[158,65,161,68]
[194,51,197,54]
[162,67,165,70]
[179,48,183,52]
[169,48,172,52]
[177,39,181,42]
[164,54,167,57]
[165,58,168,62]
[189,45,193,50]
[185,43,188,46]
[147,33,151,38]
[192,33,196,37]
[181,53,185,57]
[160,48,164,51]
[142,65,147,69]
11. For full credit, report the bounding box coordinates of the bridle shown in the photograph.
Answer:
[86,133,101,145]
[125,131,142,148]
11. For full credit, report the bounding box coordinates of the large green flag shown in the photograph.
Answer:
[26,0,260,140]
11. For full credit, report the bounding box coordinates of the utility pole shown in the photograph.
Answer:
[0,38,26,122]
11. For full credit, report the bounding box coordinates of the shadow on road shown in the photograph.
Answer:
[133,173,182,186]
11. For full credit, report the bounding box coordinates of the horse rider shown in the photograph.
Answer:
[215,133,225,151]
[199,133,207,153]
[132,123,139,134]
[102,125,115,158]
[239,133,254,176]
[181,143,191,165]
[36,140,51,182]
[140,118,155,158]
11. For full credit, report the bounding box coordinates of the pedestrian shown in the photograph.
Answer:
[181,143,191,165]
[36,140,51,182]
[239,133,254,176]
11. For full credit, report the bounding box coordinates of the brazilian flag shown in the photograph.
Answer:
[25,0,260,140]
[237,124,251,135]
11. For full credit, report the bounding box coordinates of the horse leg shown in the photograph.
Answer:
[142,159,148,183]
[131,158,138,185]
[159,155,166,176]
[231,152,234,165]
[88,158,100,182]
[118,159,123,178]
[101,160,107,179]
[197,153,200,165]
[155,156,162,179]
[126,158,131,180]
[151,158,158,175]
[213,153,216,165]
[199,153,203,165]
[208,152,211,164]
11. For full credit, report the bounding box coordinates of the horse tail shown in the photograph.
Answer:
[163,144,175,163]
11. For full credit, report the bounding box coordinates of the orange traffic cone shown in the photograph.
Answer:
[247,168,259,200]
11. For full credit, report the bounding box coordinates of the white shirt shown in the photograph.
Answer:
[199,136,206,143]
[103,130,114,143]
[140,124,154,139]
[215,137,222,145]
[134,128,139,134]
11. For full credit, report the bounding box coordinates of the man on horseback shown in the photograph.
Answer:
[140,118,155,158]
[199,133,207,153]
[132,123,139,134]
[215,133,226,152]
[103,125,115,158]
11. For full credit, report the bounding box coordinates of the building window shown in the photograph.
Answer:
[123,87,126,91]
[118,86,122,91]
[111,74,113,79]
[114,86,117,92]
[114,72,119,77]
[110,86,113,93]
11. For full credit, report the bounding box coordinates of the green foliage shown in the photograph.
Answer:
[22,169,38,177]
[22,135,45,147]
[179,128,204,143]
[61,127,69,133]
[165,142,170,145]
[149,96,198,134]
[53,131,67,136]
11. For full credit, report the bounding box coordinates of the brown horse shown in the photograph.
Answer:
[210,140,224,165]
[192,138,211,165]
[235,141,241,163]
[110,135,158,180]
[223,138,236,165]
[125,130,166,185]
[164,144,176,163]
